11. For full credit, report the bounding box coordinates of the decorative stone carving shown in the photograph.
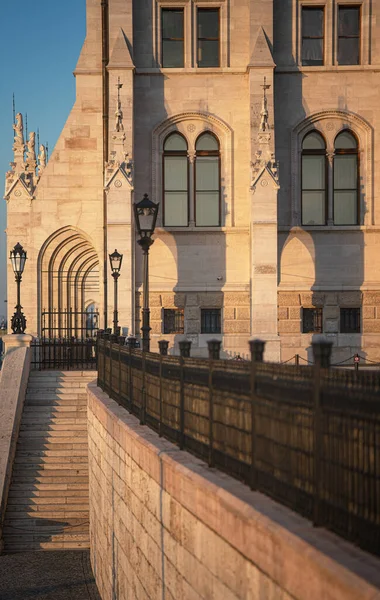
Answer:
[115,78,124,132]
[13,113,24,152]
[259,77,271,133]
[26,132,37,170]
[38,144,47,174]
[251,78,279,192]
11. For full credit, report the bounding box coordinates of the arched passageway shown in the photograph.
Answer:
[38,227,100,339]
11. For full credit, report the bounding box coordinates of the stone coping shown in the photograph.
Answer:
[87,383,380,600]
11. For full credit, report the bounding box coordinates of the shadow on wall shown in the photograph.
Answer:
[274,0,364,363]
[132,5,228,359]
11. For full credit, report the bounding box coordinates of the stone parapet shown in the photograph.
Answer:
[87,383,380,600]
[0,345,31,553]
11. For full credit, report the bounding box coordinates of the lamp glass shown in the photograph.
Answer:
[134,194,159,238]
[10,243,27,277]
[109,249,123,274]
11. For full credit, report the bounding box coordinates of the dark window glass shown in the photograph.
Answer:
[162,9,184,67]
[338,7,360,65]
[201,309,221,334]
[333,131,358,225]
[301,132,327,225]
[163,309,184,334]
[195,133,220,226]
[340,308,361,333]
[302,308,323,333]
[198,9,220,67]
[302,7,324,66]
[163,133,188,226]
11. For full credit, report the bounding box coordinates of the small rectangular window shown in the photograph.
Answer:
[302,7,324,66]
[163,309,184,334]
[338,6,360,65]
[162,9,184,68]
[302,308,323,333]
[201,309,221,334]
[197,8,220,67]
[340,308,361,333]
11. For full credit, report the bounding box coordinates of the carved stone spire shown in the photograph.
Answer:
[105,77,133,188]
[251,78,279,189]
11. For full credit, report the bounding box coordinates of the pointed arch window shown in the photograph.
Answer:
[195,133,221,226]
[333,131,358,225]
[301,131,327,225]
[163,133,189,226]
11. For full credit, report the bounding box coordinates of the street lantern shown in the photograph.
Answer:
[10,242,27,334]
[133,193,159,241]
[109,249,123,275]
[133,193,159,353]
[109,249,123,335]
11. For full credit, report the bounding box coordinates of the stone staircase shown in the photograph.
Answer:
[2,371,96,553]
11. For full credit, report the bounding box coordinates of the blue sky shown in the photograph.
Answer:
[0,1,86,323]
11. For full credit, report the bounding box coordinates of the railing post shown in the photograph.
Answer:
[140,350,146,425]
[103,333,109,391]
[178,342,190,450]
[312,339,332,528]
[159,353,163,437]
[295,353,300,366]
[109,334,118,397]
[158,340,169,356]
[249,339,265,490]
[179,340,192,358]
[207,340,220,467]
[118,336,125,401]
[129,344,133,411]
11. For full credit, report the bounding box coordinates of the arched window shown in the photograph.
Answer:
[333,131,358,225]
[302,131,327,225]
[195,133,220,226]
[163,133,189,226]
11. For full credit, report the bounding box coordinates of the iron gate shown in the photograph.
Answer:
[41,310,99,340]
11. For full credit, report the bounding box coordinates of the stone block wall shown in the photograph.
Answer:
[87,383,380,600]
[278,291,380,362]
[135,291,251,357]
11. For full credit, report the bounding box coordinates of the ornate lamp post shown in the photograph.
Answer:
[109,249,123,335]
[133,193,159,353]
[10,242,27,334]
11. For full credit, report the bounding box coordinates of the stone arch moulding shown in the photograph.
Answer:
[37,225,100,336]
[291,110,374,226]
[152,111,234,227]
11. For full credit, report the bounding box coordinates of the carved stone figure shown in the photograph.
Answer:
[115,79,124,132]
[38,144,47,170]
[26,132,36,163]
[13,112,24,146]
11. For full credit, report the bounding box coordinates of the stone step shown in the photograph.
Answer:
[29,371,96,379]
[26,393,87,401]
[28,380,91,388]
[5,510,89,520]
[7,495,89,506]
[4,540,90,552]
[15,449,88,458]
[17,438,88,452]
[20,420,87,428]
[22,409,87,417]
[6,503,89,513]
[8,489,89,499]
[11,482,88,491]
[18,430,87,438]
[3,532,90,544]
[12,468,88,477]
[14,457,88,466]
[24,399,88,407]
[11,475,89,485]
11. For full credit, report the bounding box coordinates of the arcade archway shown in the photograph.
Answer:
[38,227,100,339]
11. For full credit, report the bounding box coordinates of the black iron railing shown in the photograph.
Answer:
[97,334,380,557]
[31,337,97,371]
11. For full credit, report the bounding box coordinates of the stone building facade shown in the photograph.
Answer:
[4,0,380,362]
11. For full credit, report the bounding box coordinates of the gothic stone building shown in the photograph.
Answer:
[5,0,380,361]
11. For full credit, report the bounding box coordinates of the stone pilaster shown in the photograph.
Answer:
[249,32,280,362]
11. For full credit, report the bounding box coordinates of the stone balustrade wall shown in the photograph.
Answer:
[87,382,380,600]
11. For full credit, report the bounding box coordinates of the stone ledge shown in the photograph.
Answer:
[87,383,380,600]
